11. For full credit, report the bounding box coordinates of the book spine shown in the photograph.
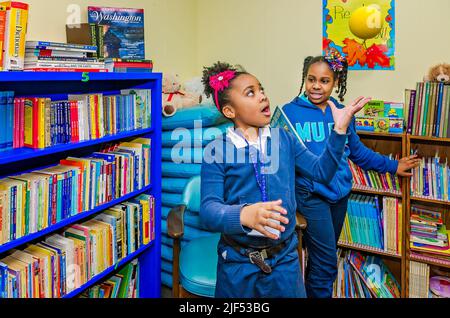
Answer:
[435,83,444,136]
[407,90,416,134]
[0,5,7,71]
[3,2,28,70]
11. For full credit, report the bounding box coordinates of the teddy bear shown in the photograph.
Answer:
[424,63,450,84]
[162,73,202,117]
[183,76,213,105]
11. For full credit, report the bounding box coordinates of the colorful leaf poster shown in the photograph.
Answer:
[323,0,396,70]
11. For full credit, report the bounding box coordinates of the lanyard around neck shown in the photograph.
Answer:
[245,129,267,203]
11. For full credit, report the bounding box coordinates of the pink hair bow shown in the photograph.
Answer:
[209,70,236,110]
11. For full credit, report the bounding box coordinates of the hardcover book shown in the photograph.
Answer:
[88,6,145,59]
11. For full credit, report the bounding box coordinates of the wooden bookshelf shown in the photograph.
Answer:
[410,196,450,206]
[405,133,450,298]
[338,241,402,259]
[351,187,402,198]
[409,135,450,144]
[355,131,404,139]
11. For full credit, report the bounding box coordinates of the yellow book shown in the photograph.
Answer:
[87,219,112,269]
[23,99,33,147]
[138,198,150,245]
[385,172,394,191]
[1,1,28,70]
[38,98,45,149]
[0,188,7,244]
[24,244,53,298]
[82,221,101,275]
[397,201,402,255]
[89,95,97,139]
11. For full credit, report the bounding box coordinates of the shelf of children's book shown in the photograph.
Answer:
[410,253,450,270]
[410,196,450,206]
[408,135,450,144]
[0,128,153,165]
[0,185,152,255]
[337,241,402,259]
[0,71,161,82]
[62,241,154,298]
[356,131,405,139]
[351,187,402,198]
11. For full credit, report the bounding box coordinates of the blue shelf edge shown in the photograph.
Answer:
[0,185,152,254]
[63,241,155,298]
[0,128,153,165]
[0,72,162,82]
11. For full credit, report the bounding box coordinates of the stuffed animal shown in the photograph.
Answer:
[424,63,450,84]
[162,74,202,117]
[183,76,212,105]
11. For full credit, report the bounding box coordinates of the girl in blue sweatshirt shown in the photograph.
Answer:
[282,53,420,298]
[200,61,369,298]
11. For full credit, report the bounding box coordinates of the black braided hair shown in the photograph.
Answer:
[201,61,248,113]
[299,55,349,102]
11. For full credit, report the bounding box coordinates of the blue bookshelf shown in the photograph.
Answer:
[0,72,162,298]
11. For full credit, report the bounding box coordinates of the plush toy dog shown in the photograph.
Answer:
[425,63,450,84]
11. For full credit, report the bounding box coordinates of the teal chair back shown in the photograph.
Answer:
[167,175,219,298]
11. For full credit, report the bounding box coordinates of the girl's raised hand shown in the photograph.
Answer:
[328,96,372,134]
[240,200,289,240]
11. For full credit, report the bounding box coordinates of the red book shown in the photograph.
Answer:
[69,101,79,142]
[94,95,100,139]
[19,98,25,147]
[23,68,108,72]
[111,62,153,68]
[13,97,19,148]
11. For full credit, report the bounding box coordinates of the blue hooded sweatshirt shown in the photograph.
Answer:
[282,94,399,203]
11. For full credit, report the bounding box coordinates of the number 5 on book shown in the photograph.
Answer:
[82,72,90,82]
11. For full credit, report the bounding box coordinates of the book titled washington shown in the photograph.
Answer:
[88,6,145,60]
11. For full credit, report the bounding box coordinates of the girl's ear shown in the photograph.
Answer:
[222,104,236,120]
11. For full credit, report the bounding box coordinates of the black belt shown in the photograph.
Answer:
[221,235,287,274]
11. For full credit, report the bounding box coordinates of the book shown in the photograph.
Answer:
[88,6,145,59]
[2,1,28,70]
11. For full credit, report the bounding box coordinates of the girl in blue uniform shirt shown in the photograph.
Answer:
[200,61,370,298]
[281,52,420,298]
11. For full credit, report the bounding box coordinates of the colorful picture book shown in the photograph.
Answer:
[339,194,402,254]
[410,155,450,202]
[356,100,405,134]
[349,158,401,194]
[334,249,401,298]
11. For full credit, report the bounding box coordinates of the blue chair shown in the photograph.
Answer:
[167,176,219,297]
[167,175,307,298]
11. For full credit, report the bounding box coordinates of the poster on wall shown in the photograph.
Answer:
[323,0,396,70]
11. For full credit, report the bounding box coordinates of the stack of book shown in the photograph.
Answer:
[355,100,404,134]
[333,249,401,298]
[349,159,401,194]
[23,41,107,72]
[0,89,151,151]
[405,82,450,138]
[0,193,154,298]
[339,194,402,254]
[410,156,450,201]
[410,206,450,261]
[104,58,153,73]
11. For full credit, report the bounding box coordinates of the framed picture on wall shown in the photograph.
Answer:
[323,0,396,71]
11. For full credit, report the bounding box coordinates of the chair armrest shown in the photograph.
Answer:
[296,213,307,231]
[167,205,187,239]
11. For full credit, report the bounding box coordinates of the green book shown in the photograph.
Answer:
[421,82,430,136]
[117,263,134,298]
